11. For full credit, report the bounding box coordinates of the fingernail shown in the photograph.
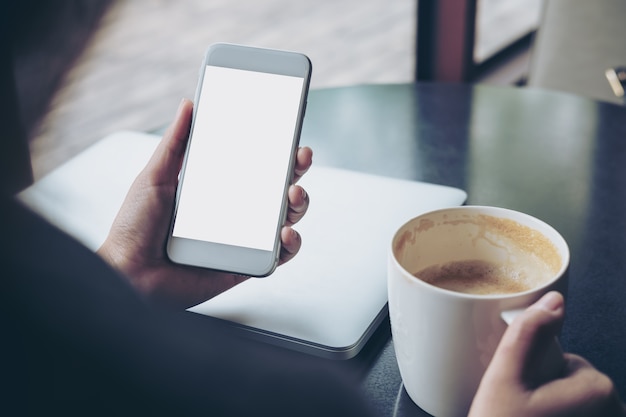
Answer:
[533,291,563,312]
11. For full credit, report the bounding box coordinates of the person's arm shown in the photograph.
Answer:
[0,6,34,195]
[1,194,373,417]
[469,291,626,417]
[97,98,312,309]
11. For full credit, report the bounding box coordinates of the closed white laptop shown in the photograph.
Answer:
[19,131,467,359]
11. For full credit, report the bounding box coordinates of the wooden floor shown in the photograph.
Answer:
[27,0,533,180]
[28,0,416,179]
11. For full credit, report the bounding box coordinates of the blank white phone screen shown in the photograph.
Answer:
[172,65,304,251]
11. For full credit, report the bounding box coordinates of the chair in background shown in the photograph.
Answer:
[526,0,626,105]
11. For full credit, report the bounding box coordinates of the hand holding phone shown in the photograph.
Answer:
[167,43,312,277]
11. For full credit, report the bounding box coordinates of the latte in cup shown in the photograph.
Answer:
[405,214,562,296]
[388,206,569,417]
[415,258,551,295]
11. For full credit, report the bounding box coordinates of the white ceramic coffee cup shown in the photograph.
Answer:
[388,206,569,417]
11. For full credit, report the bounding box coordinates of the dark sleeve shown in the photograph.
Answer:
[0,196,375,417]
[0,2,34,195]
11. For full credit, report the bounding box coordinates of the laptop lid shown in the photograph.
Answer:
[19,131,467,359]
[189,165,466,358]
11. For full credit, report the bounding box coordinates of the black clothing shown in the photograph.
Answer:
[1,196,372,416]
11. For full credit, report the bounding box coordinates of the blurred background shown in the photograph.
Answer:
[12,0,542,179]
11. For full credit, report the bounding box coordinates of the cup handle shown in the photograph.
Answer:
[501,309,566,383]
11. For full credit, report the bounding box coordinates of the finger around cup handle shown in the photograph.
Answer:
[501,308,566,384]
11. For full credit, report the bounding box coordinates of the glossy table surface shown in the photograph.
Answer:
[299,83,626,416]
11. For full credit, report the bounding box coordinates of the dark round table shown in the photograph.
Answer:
[300,83,626,416]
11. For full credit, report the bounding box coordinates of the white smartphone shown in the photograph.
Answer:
[166,43,312,276]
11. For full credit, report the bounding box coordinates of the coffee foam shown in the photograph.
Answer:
[398,212,563,295]
[415,259,550,295]
[470,215,562,275]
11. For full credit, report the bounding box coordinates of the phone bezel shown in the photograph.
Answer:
[166,43,311,277]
